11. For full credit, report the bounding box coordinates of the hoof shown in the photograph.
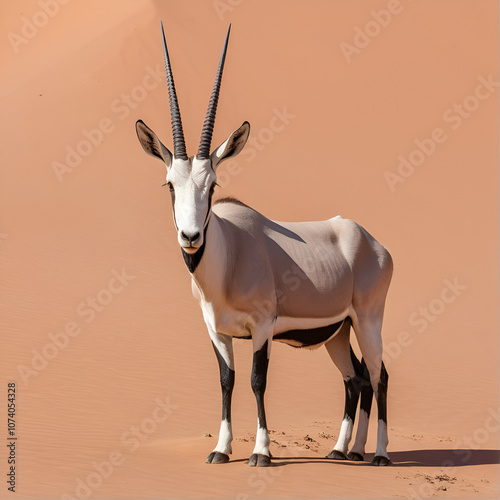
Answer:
[347,451,364,461]
[325,449,348,460]
[372,455,392,466]
[205,451,230,464]
[248,453,271,467]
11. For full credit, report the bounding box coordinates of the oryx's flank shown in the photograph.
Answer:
[136,23,394,467]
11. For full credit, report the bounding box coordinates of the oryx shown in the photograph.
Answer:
[136,23,393,467]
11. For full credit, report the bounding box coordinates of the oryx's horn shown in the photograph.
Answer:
[161,21,188,160]
[197,25,231,160]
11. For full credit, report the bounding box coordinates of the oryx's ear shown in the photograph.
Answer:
[135,119,173,168]
[210,121,250,169]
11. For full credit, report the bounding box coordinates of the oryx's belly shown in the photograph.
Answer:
[194,273,352,348]
[273,314,348,333]
[272,315,348,349]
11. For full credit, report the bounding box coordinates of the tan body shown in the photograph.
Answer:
[190,199,393,464]
[192,200,392,347]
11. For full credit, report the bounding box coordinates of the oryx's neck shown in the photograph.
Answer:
[186,211,228,300]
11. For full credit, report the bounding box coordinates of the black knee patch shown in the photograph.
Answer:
[251,340,269,428]
[380,361,388,387]
[349,343,364,379]
[219,360,235,395]
[377,362,388,423]
[343,376,361,421]
[212,341,235,422]
[359,358,374,416]
[360,358,371,386]
[251,340,269,395]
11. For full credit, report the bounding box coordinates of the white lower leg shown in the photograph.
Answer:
[252,425,270,456]
[374,419,389,458]
[214,419,233,455]
[334,417,353,454]
[350,409,369,456]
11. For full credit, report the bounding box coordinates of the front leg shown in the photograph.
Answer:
[206,330,235,464]
[249,338,272,467]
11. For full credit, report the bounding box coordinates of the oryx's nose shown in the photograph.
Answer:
[181,231,201,246]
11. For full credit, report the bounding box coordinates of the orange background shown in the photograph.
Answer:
[1,0,498,498]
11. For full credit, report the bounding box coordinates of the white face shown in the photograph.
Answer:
[136,119,250,256]
[166,157,217,253]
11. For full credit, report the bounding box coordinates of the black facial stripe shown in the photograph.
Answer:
[169,188,178,230]
[203,188,214,228]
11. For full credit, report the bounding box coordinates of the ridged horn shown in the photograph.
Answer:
[197,25,231,160]
[161,21,187,160]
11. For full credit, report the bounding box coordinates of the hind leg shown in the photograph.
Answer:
[372,361,390,465]
[324,319,363,459]
[352,315,391,465]
[348,358,373,461]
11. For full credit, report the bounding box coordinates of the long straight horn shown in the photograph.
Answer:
[197,25,231,160]
[161,21,187,160]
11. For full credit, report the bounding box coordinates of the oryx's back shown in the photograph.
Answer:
[212,199,392,329]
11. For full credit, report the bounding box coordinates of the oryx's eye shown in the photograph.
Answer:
[163,182,174,193]
[209,182,218,194]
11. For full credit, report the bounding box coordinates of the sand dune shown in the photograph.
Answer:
[1,0,498,498]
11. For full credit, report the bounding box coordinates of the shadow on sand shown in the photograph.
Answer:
[229,449,500,468]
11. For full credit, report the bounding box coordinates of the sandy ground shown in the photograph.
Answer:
[1,0,499,498]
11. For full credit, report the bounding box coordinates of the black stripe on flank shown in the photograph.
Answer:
[273,319,345,348]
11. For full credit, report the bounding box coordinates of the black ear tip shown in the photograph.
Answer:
[135,119,146,132]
